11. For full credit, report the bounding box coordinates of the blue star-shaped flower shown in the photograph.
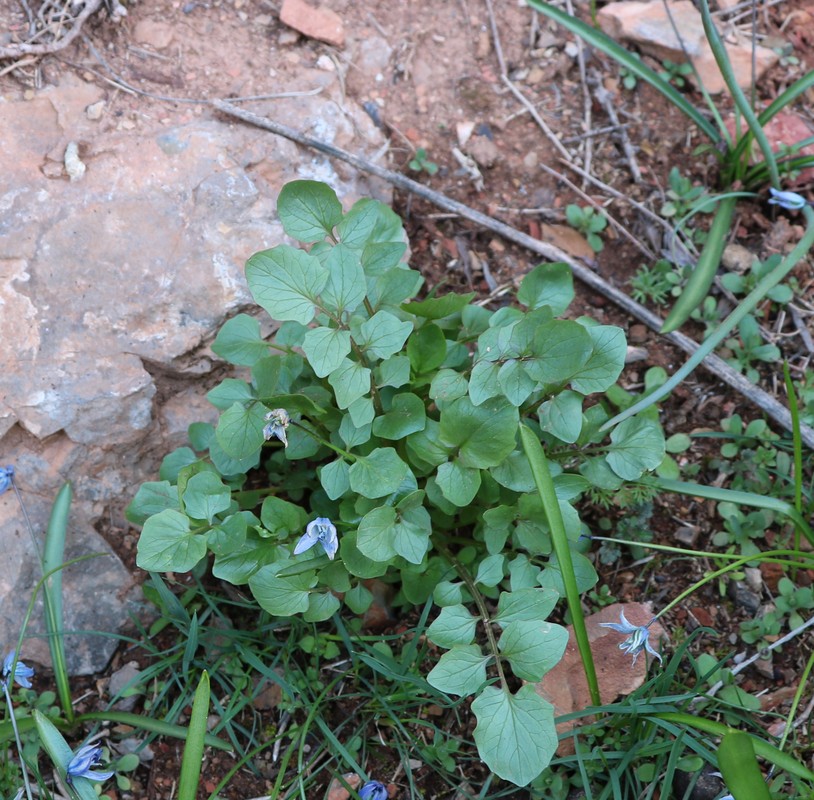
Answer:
[293,517,339,560]
[2,651,34,689]
[263,408,290,448]
[359,781,388,800]
[768,187,808,211]
[599,610,662,665]
[0,465,15,495]
[66,744,114,784]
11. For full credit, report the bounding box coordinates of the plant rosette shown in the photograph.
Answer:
[128,180,667,786]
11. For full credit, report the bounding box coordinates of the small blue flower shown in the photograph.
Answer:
[2,651,34,689]
[293,517,339,560]
[359,781,388,800]
[0,465,14,495]
[66,744,114,784]
[599,610,662,665]
[768,187,808,211]
[263,408,290,448]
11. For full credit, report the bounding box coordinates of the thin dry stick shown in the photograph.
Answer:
[591,73,643,184]
[559,158,698,257]
[212,99,814,449]
[564,0,593,183]
[0,0,101,58]
[703,613,814,701]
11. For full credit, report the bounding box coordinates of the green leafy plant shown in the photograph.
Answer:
[565,204,607,252]
[724,315,782,383]
[408,147,438,176]
[658,58,693,88]
[130,179,669,787]
[630,259,682,305]
[660,167,707,219]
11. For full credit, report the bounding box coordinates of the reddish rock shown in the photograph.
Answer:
[598,0,777,94]
[279,0,345,47]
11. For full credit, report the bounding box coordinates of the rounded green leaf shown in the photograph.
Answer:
[304,591,341,622]
[277,180,343,242]
[517,262,574,315]
[183,473,231,522]
[498,620,568,681]
[215,401,266,459]
[427,605,478,648]
[372,392,427,440]
[348,448,409,498]
[136,510,207,573]
[328,358,372,409]
[246,244,328,324]
[570,325,627,394]
[471,685,557,786]
[303,327,352,378]
[211,313,270,366]
[320,243,367,314]
[427,645,490,697]
[436,461,481,506]
[606,417,666,480]
[356,506,398,561]
[249,565,313,616]
[440,396,519,469]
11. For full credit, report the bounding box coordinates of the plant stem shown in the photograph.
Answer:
[436,542,508,691]
[520,424,601,706]
[290,421,356,461]
[3,682,34,800]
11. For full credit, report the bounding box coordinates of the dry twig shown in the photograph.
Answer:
[212,99,814,448]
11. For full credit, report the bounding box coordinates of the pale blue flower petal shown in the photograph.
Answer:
[0,465,14,495]
[2,651,34,689]
[600,610,661,665]
[768,187,807,210]
[66,744,114,783]
[359,781,388,800]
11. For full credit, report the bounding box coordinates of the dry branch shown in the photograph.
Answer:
[212,99,814,449]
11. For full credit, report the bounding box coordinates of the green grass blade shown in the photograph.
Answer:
[698,0,779,186]
[526,0,721,143]
[602,206,814,429]
[178,670,210,800]
[653,477,814,547]
[718,731,771,800]
[661,196,737,332]
[520,423,600,706]
[783,363,804,556]
[43,482,74,723]
[77,709,231,751]
[650,712,814,781]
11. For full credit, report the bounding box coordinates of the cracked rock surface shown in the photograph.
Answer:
[0,70,386,673]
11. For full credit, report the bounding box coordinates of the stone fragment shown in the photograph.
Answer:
[133,19,175,50]
[0,73,389,674]
[85,100,105,121]
[598,0,778,94]
[108,662,143,711]
[728,581,761,613]
[279,0,345,47]
[467,135,500,168]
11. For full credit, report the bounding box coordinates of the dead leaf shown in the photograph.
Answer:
[533,603,666,755]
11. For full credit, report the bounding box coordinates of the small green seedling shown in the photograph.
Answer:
[659,59,694,88]
[565,204,607,252]
[409,147,439,175]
